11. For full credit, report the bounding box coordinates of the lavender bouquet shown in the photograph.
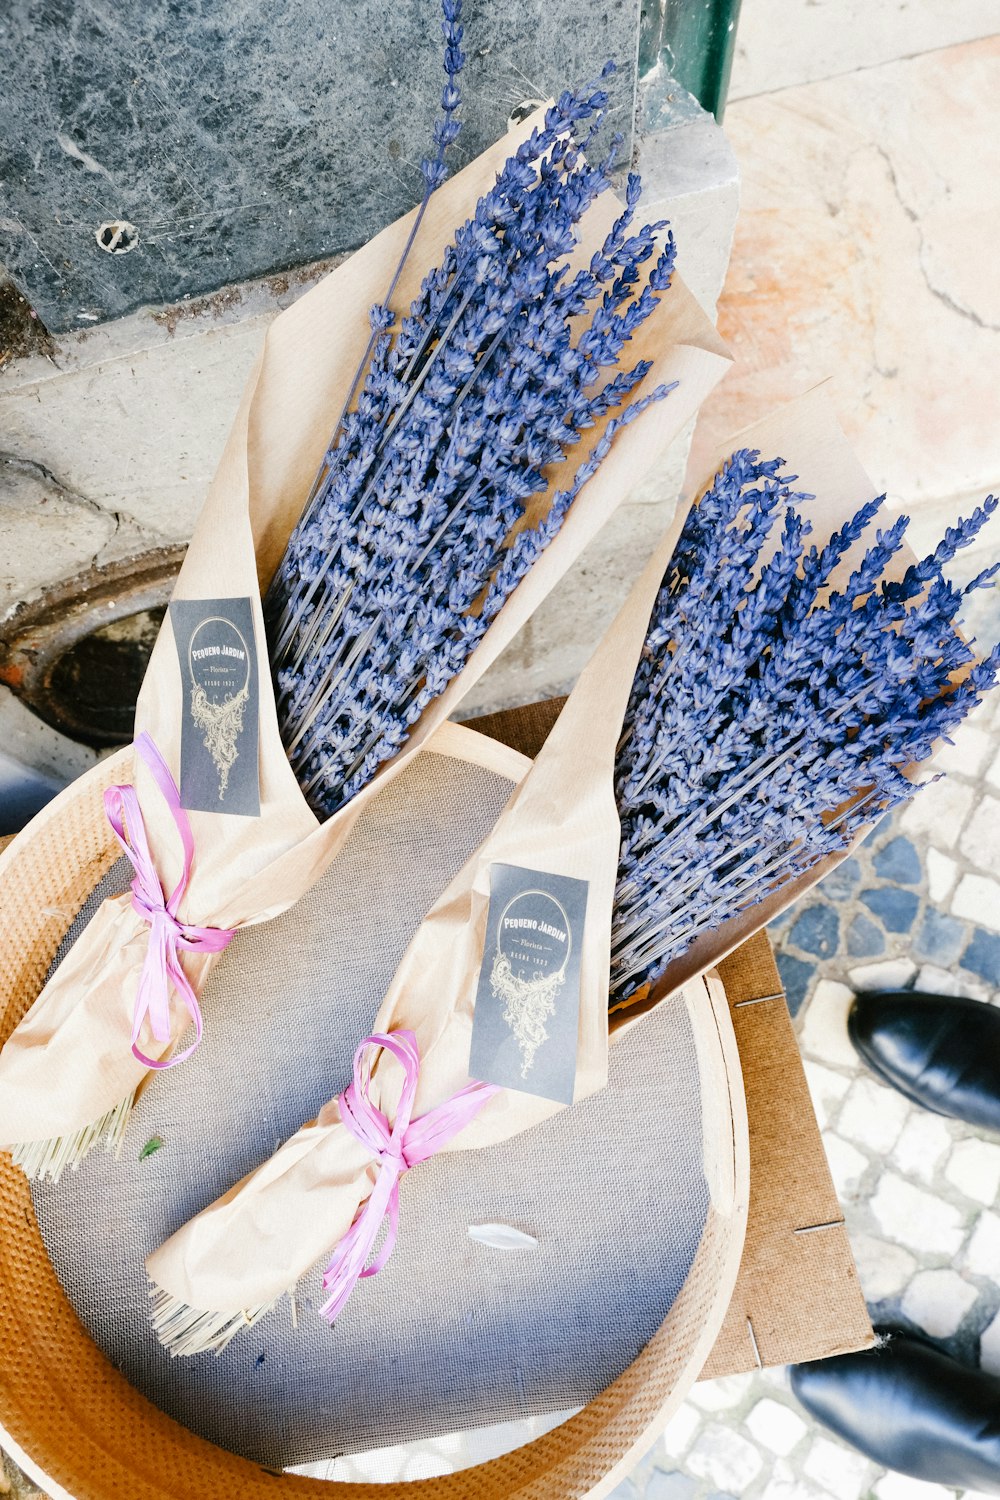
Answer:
[609,450,1000,1011]
[264,29,678,819]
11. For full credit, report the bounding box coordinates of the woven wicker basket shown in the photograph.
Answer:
[0,718,750,1500]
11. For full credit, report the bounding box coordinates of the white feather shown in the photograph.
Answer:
[467,1222,538,1251]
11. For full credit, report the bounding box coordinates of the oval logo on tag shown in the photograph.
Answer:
[497,890,572,984]
[188,617,251,703]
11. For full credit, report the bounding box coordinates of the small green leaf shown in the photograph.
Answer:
[139,1135,164,1160]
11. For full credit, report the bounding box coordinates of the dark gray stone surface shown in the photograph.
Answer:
[860,884,920,934]
[2,0,639,332]
[788,901,840,959]
[775,951,813,1015]
[872,834,922,886]
[913,908,966,966]
[847,912,885,958]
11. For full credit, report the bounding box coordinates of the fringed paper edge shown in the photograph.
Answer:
[149,1285,277,1357]
[10,1091,136,1184]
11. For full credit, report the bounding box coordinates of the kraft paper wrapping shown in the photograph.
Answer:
[0,110,731,1153]
[148,388,957,1323]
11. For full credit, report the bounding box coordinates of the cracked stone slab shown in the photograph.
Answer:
[0,306,269,544]
[730,0,1000,98]
[690,36,1000,573]
[0,683,101,828]
[0,452,117,611]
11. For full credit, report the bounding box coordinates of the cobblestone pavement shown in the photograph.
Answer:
[606,691,1000,1500]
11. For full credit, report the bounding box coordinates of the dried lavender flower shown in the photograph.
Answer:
[611,455,1000,1009]
[266,31,678,820]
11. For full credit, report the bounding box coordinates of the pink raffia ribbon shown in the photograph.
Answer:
[320,1030,499,1323]
[104,731,235,1070]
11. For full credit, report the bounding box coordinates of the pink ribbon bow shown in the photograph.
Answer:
[104,731,235,1070]
[320,1030,498,1322]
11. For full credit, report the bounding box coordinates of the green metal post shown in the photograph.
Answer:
[639,0,743,121]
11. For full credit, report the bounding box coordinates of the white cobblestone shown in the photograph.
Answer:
[403,1451,455,1481]
[945,1138,1000,1205]
[970,694,1000,729]
[926,848,959,904]
[644,1472,697,1500]
[658,1402,700,1460]
[952,873,1000,933]
[873,1473,959,1500]
[962,1210,1000,1276]
[900,776,975,846]
[838,1077,910,1155]
[759,1458,828,1500]
[685,1422,763,1491]
[987,750,1000,793]
[688,1373,751,1412]
[900,1268,979,1338]
[850,1232,917,1302]
[822,1133,869,1197]
[803,1059,851,1129]
[847,959,917,993]
[959,794,1000,876]
[934,723,993,778]
[979,1307,1000,1375]
[745,1397,808,1457]
[802,1434,871,1500]
[892,1113,953,1185]
[914,964,991,1002]
[870,1173,965,1256]
[800,981,860,1069]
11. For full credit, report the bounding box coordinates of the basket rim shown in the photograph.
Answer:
[0,729,750,1500]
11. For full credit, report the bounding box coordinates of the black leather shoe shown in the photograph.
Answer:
[848,990,1000,1130]
[791,1329,1000,1492]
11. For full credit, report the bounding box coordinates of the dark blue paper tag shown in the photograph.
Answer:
[469,862,589,1104]
[169,597,260,817]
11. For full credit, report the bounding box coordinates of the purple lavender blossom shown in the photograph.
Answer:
[610,455,1000,1010]
[266,21,678,819]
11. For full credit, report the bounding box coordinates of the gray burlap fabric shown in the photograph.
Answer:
[31,749,708,1472]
